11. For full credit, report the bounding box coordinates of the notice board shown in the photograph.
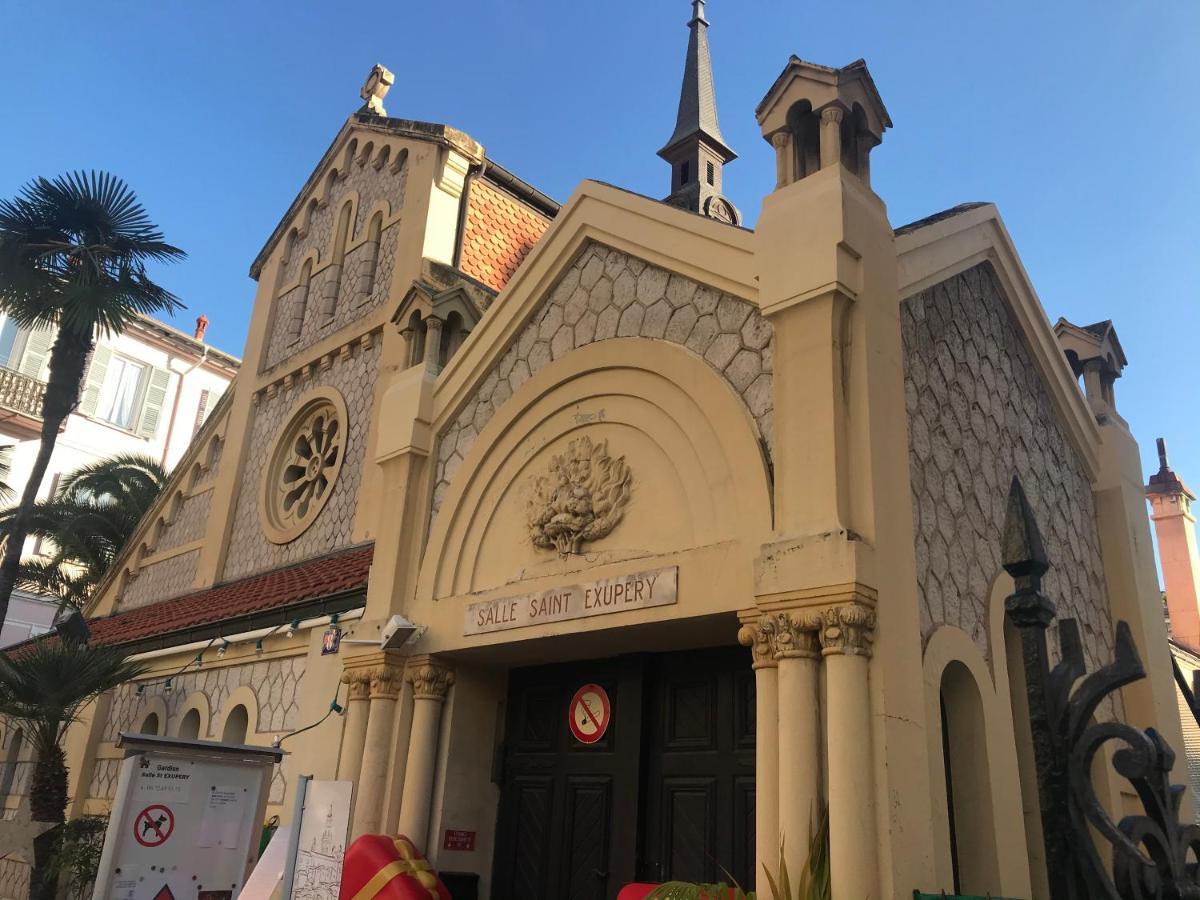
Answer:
[91,734,282,900]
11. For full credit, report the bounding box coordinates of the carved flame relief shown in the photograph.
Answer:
[527,437,632,555]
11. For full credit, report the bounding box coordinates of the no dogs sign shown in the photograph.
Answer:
[133,804,174,847]
[569,684,611,744]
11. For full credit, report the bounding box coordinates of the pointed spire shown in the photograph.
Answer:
[659,0,735,162]
[1002,475,1050,580]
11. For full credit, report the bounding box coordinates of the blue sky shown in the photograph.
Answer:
[1,0,1197,491]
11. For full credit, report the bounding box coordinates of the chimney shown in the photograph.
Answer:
[1146,438,1200,650]
[194,314,209,342]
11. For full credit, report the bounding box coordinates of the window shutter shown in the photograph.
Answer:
[17,325,54,379]
[137,366,171,439]
[78,345,113,416]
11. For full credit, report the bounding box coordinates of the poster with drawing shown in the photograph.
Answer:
[291,780,352,900]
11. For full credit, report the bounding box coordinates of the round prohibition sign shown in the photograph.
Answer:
[569,683,611,745]
[133,804,174,847]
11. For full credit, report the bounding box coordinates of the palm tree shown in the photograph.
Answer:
[0,640,145,900]
[0,172,184,627]
[0,455,168,607]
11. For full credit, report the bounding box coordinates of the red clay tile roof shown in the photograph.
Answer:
[459,177,552,292]
[84,544,374,649]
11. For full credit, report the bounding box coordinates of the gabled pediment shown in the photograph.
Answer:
[250,114,484,279]
[755,56,892,140]
[895,202,1104,477]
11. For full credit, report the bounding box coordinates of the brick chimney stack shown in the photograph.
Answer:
[194,314,209,342]
[1146,438,1200,650]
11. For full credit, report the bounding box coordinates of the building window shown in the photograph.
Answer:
[96,356,147,429]
[680,161,690,185]
[0,318,21,370]
[706,161,715,185]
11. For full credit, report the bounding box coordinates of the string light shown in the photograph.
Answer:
[163,679,173,694]
[254,639,264,657]
[286,619,301,638]
[217,639,230,659]
[193,653,203,670]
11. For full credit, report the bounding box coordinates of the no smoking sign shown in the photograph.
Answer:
[569,684,611,745]
[133,804,174,847]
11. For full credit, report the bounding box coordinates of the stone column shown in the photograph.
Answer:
[423,316,444,373]
[337,669,371,786]
[821,603,877,899]
[739,618,780,881]
[771,131,792,189]
[396,659,454,850]
[819,106,844,169]
[351,661,405,837]
[773,611,823,883]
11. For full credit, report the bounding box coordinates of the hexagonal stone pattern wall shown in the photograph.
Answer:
[265,150,405,371]
[430,242,774,526]
[224,336,380,581]
[120,549,201,610]
[902,262,1114,674]
[95,656,306,802]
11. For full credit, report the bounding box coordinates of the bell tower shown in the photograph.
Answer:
[658,0,741,224]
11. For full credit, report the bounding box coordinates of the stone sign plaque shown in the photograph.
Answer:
[464,567,678,636]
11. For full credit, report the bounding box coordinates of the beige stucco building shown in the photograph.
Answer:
[1,9,1189,899]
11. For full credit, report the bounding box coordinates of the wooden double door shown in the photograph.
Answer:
[491,647,755,900]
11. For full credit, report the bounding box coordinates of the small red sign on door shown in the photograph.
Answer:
[443,829,476,851]
[569,683,611,745]
[134,804,175,847]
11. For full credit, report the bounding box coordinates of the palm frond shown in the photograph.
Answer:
[0,170,185,334]
[0,641,145,757]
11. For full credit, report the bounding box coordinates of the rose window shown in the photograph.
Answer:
[260,389,348,544]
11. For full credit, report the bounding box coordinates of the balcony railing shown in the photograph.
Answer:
[0,366,46,421]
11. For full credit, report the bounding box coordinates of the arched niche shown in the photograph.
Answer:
[173,691,211,740]
[923,621,1033,898]
[135,695,168,737]
[419,338,773,601]
[215,686,260,744]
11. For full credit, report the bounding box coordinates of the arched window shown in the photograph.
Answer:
[0,728,23,804]
[138,712,161,736]
[356,211,384,307]
[322,202,353,321]
[407,312,427,368]
[222,705,249,744]
[940,661,1000,893]
[178,708,201,741]
[786,100,821,181]
[287,259,312,345]
[439,312,463,369]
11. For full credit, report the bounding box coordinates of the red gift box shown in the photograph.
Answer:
[338,834,451,900]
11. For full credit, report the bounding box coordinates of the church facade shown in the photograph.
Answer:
[6,5,1187,899]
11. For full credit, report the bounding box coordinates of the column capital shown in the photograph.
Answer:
[341,669,372,701]
[819,104,845,125]
[369,663,405,700]
[771,610,823,660]
[405,658,455,701]
[770,130,791,150]
[819,602,876,657]
[738,620,777,669]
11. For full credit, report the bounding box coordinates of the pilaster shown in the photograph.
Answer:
[753,149,936,896]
